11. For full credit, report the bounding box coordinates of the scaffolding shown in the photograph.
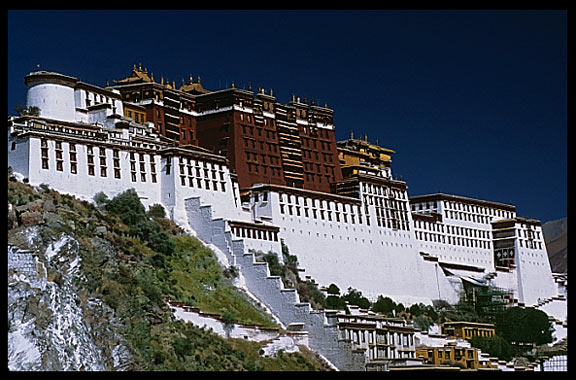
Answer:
[462,279,513,321]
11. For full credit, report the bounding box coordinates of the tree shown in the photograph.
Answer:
[326,283,341,295]
[496,307,553,347]
[394,302,405,315]
[105,189,146,226]
[372,295,395,315]
[326,294,348,311]
[343,288,371,310]
[93,191,109,207]
[323,284,347,311]
[423,304,439,322]
[14,105,40,116]
[106,189,174,256]
[469,335,514,362]
[409,303,423,317]
[413,315,432,332]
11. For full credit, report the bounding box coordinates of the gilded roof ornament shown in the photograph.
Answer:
[179,74,210,94]
[113,64,153,84]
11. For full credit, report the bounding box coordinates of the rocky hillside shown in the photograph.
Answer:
[542,217,567,273]
[7,173,327,371]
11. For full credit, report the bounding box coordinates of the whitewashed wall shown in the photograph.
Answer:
[250,189,459,306]
[27,81,76,122]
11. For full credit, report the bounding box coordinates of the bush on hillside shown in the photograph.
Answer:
[105,189,174,257]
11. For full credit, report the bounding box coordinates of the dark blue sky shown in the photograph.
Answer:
[7,10,567,223]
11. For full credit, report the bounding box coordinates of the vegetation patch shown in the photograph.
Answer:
[8,177,325,370]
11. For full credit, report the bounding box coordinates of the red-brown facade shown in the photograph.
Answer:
[111,66,343,193]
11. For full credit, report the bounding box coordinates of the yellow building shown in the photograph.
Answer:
[441,321,496,340]
[336,135,395,179]
[123,103,147,125]
[416,344,498,370]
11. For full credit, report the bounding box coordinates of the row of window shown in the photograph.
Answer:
[40,140,226,189]
[178,162,225,181]
[246,162,282,176]
[301,148,334,163]
[304,172,334,184]
[415,219,491,239]
[241,123,276,138]
[368,196,409,211]
[443,200,514,219]
[83,89,115,108]
[368,192,411,231]
[243,137,279,153]
[279,202,364,225]
[445,210,495,224]
[245,151,281,166]
[125,109,146,124]
[411,200,516,222]
[300,137,333,151]
[178,175,226,192]
[363,183,406,200]
[176,157,228,192]
[278,193,365,225]
[374,206,410,231]
[519,228,541,240]
[302,161,335,175]
[415,230,492,249]
[231,226,279,241]
[279,193,355,211]
[519,239,543,250]
[41,139,160,183]
[128,150,157,182]
[341,327,414,348]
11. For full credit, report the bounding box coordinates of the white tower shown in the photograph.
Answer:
[25,71,78,122]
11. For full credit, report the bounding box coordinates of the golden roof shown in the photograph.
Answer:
[179,74,210,94]
[114,63,154,85]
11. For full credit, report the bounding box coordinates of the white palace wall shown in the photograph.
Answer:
[249,186,460,306]
[7,123,249,233]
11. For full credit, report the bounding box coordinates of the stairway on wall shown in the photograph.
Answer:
[184,196,367,371]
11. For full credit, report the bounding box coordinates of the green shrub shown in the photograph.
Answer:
[469,335,514,362]
[343,287,371,310]
[148,204,166,219]
[105,188,146,226]
[93,191,109,207]
[263,252,285,277]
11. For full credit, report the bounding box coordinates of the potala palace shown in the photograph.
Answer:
[8,66,567,371]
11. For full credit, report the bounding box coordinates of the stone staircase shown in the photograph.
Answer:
[184,196,367,371]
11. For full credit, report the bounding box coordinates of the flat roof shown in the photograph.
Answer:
[409,192,516,212]
[247,183,362,205]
